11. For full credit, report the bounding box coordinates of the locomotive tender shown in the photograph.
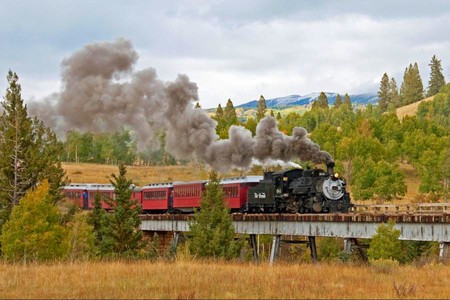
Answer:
[63,162,351,214]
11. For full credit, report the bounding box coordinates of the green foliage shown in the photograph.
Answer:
[102,163,146,257]
[334,94,342,108]
[189,170,241,259]
[0,180,69,262]
[317,237,341,262]
[312,91,329,110]
[243,117,257,136]
[400,62,424,105]
[214,99,239,139]
[427,55,446,97]
[67,212,96,261]
[368,221,402,262]
[0,70,67,238]
[256,95,267,121]
[378,73,390,111]
[343,93,352,110]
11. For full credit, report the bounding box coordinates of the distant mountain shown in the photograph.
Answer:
[236,92,378,108]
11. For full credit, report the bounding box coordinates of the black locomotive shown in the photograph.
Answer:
[246,162,351,213]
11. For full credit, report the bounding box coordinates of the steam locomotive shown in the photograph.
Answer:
[63,162,351,214]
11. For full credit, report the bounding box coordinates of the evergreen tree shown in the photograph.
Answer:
[189,170,241,259]
[107,163,145,256]
[400,63,424,105]
[256,95,267,121]
[214,104,224,121]
[378,73,390,112]
[0,71,67,236]
[343,93,352,110]
[317,92,329,109]
[427,55,446,97]
[224,99,237,125]
[194,102,202,109]
[388,77,400,108]
[334,94,342,108]
[276,112,282,121]
[270,110,275,117]
[0,180,69,262]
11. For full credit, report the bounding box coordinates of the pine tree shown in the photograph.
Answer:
[334,94,342,108]
[194,102,201,109]
[276,112,282,121]
[256,95,267,121]
[343,93,352,110]
[427,55,446,97]
[0,71,67,236]
[400,63,424,105]
[224,99,237,125]
[107,163,146,256]
[388,77,400,108]
[378,73,390,112]
[318,92,329,108]
[270,110,275,117]
[367,221,403,262]
[189,170,241,259]
[214,104,224,121]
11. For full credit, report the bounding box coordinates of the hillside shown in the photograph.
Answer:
[395,96,435,119]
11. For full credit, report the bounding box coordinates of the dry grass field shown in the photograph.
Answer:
[395,96,434,120]
[0,260,449,299]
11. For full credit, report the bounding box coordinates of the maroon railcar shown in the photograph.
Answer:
[141,182,173,212]
[63,183,89,208]
[220,176,264,210]
[172,180,207,212]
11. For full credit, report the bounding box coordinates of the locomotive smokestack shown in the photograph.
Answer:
[326,161,335,176]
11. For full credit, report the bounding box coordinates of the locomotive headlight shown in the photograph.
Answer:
[334,172,339,178]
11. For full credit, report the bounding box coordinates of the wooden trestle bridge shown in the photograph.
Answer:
[139,203,450,263]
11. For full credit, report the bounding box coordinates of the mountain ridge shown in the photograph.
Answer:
[236,92,378,108]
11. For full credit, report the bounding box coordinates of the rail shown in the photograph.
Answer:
[351,203,450,214]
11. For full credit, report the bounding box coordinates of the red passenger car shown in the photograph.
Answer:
[141,183,173,212]
[63,183,89,208]
[221,176,263,210]
[172,180,207,212]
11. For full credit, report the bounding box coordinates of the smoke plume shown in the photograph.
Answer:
[29,38,333,171]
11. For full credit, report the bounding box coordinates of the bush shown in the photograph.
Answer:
[367,221,402,262]
[370,258,400,274]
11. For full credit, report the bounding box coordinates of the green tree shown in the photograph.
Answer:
[256,95,267,121]
[194,102,201,109]
[189,170,241,259]
[107,163,146,256]
[0,71,67,236]
[427,55,446,97]
[334,94,342,108]
[67,212,96,261]
[388,77,400,108]
[0,180,69,262]
[343,93,352,110]
[312,92,329,110]
[244,117,257,136]
[378,73,390,112]
[367,221,402,262]
[400,63,424,105]
[276,112,282,121]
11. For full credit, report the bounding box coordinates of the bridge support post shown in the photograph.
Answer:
[168,232,180,258]
[249,234,259,262]
[269,235,281,264]
[308,236,318,262]
[343,238,352,253]
[439,242,449,260]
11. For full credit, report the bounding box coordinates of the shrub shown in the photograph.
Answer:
[0,180,69,262]
[367,221,403,262]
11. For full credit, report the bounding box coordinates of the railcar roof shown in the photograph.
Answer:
[220,176,263,184]
[142,182,173,189]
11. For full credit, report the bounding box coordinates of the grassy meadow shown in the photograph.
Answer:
[0,259,449,299]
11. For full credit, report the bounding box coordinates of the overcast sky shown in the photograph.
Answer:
[1,0,449,108]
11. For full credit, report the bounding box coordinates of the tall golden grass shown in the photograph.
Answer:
[0,259,448,299]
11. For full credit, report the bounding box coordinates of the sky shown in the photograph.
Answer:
[1,0,450,109]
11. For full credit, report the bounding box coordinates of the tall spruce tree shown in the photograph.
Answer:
[107,163,145,256]
[378,73,390,112]
[312,92,329,110]
[427,55,446,97]
[343,93,352,110]
[388,77,400,108]
[0,71,67,235]
[400,63,424,105]
[189,170,240,259]
[334,94,342,108]
[224,98,237,125]
[256,95,267,121]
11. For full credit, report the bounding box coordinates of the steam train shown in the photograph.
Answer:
[63,162,351,214]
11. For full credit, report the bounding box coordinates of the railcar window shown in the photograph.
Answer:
[65,191,81,199]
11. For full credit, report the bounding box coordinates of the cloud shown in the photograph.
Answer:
[1,1,450,109]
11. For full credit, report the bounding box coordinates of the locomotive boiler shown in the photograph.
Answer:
[246,162,351,213]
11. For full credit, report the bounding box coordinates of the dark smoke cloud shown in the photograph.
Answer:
[29,38,333,171]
